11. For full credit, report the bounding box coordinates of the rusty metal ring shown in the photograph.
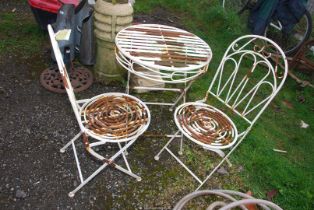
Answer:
[176,104,236,146]
[83,95,149,140]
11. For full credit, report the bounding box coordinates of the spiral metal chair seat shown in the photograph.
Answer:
[174,102,238,149]
[81,93,150,142]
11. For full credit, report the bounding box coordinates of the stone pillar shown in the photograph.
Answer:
[94,0,133,84]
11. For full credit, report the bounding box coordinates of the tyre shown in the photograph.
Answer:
[265,10,312,55]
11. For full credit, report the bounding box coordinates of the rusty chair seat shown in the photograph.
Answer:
[80,93,150,143]
[174,102,238,150]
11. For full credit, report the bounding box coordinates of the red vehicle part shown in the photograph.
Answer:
[28,0,79,30]
[28,0,79,14]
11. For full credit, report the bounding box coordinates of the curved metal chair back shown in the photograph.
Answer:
[207,35,288,126]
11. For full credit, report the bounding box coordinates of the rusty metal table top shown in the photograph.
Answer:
[115,24,212,83]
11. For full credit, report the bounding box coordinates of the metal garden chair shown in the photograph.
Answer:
[155,35,288,190]
[48,25,151,197]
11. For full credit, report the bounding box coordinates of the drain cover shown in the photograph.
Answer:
[40,64,93,93]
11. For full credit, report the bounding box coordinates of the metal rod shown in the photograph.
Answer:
[69,138,139,197]
[60,131,83,153]
[72,141,84,183]
[131,86,182,92]
[165,147,202,184]
[154,130,181,160]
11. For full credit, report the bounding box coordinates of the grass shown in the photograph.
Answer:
[135,0,314,209]
[0,11,46,56]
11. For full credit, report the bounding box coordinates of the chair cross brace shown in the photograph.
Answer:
[155,130,237,189]
[61,131,141,197]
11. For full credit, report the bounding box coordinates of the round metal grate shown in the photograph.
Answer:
[176,103,237,147]
[83,95,150,141]
[40,64,93,93]
[115,24,212,83]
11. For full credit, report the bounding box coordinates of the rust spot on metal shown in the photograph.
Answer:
[289,39,314,73]
[156,40,185,46]
[154,61,189,67]
[129,52,208,62]
[103,159,116,167]
[125,27,194,37]
[62,68,70,89]
[83,133,90,149]
[246,69,253,78]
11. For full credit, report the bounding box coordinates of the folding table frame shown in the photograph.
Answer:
[115,24,212,110]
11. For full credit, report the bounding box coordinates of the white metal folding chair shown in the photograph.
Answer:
[47,25,151,197]
[155,35,288,190]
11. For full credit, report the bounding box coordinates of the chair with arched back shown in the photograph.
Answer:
[155,35,288,190]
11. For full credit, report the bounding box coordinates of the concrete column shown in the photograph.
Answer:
[93,0,133,84]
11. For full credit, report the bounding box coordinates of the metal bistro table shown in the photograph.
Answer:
[115,24,212,110]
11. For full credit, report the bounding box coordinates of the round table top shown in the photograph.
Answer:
[115,24,212,72]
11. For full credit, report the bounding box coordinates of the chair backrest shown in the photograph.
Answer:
[206,35,288,127]
[47,25,83,129]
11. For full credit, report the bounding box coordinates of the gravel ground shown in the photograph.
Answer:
[0,2,243,209]
[0,2,188,209]
[0,49,180,209]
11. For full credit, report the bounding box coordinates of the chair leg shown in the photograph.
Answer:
[154,130,181,160]
[169,81,193,112]
[178,78,187,155]
[203,147,232,167]
[88,145,141,181]
[68,160,111,197]
[60,131,82,153]
[156,130,242,189]
[123,142,129,156]
[155,130,203,183]
[195,137,246,191]
[165,146,202,184]
[72,140,84,183]
[118,142,131,172]
[68,138,140,197]
[226,158,232,167]
[178,133,184,156]
[126,71,131,95]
